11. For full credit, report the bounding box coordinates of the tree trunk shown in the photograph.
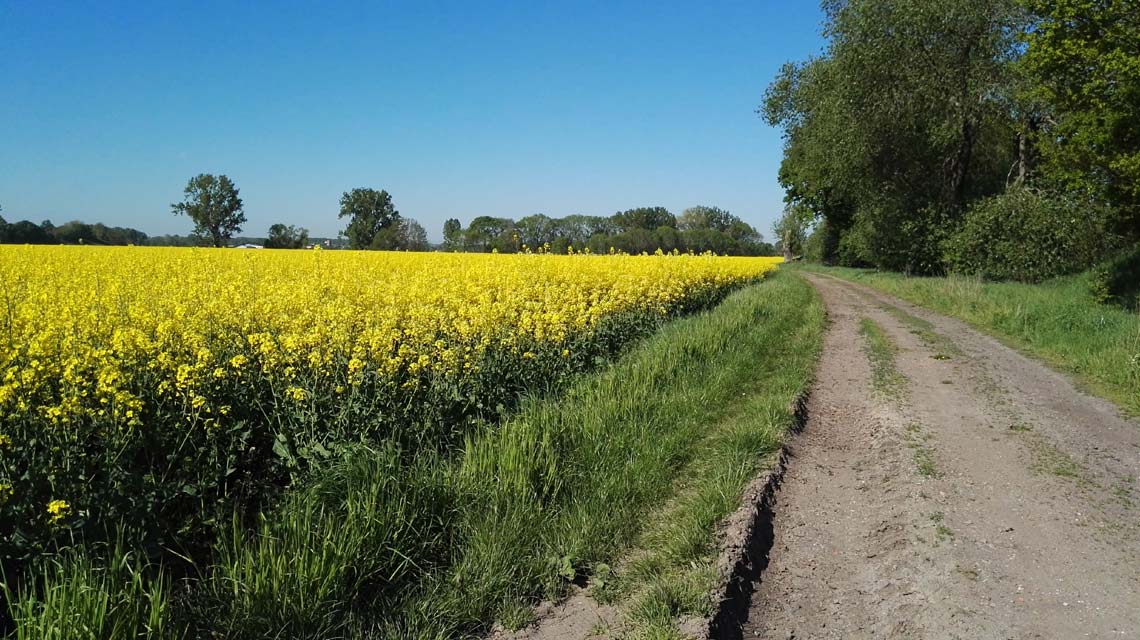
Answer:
[948,118,975,212]
[1014,115,1040,187]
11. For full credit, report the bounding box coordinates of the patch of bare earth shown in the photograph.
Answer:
[743,273,1140,639]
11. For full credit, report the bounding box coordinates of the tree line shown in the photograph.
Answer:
[438,206,775,255]
[0,207,149,246]
[767,0,1139,283]
[3,177,776,256]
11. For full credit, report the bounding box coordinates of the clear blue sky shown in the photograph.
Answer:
[1,1,825,241]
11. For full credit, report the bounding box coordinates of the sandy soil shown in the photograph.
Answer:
[743,273,1140,639]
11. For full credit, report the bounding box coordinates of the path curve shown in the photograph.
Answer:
[742,273,1140,639]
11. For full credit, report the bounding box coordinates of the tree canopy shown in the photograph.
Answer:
[1021,0,1140,235]
[338,188,400,250]
[439,207,774,256]
[170,174,246,248]
[265,224,310,249]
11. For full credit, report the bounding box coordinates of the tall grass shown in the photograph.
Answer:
[799,265,1140,414]
[2,542,171,640]
[5,272,824,639]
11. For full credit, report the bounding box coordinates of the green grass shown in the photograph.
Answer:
[859,317,906,398]
[2,540,172,640]
[797,264,1140,415]
[7,271,824,639]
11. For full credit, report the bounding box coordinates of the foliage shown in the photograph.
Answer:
[803,219,840,264]
[676,206,731,233]
[464,216,515,252]
[763,0,1026,273]
[338,188,400,250]
[1021,0,1140,237]
[444,208,772,257]
[0,217,151,247]
[0,220,54,245]
[611,207,676,232]
[170,174,246,248]
[944,187,1120,282]
[395,218,429,251]
[264,224,309,249]
[1088,246,1140,309]
[441,218,463,251]
[773,205,811,259]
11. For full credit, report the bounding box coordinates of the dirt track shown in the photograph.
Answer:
[743,273,1140,639]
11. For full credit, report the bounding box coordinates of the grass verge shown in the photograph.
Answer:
[6,271,825,639]
[797,265,1140,415]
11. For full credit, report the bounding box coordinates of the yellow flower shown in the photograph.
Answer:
[0,483,13,505]
[46,499,71,523]
[0,246,782,476]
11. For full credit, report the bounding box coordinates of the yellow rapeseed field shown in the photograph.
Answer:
[0,246,779,550]
[0,247,778,428]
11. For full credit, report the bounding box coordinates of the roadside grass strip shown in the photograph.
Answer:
[599,273,823,639]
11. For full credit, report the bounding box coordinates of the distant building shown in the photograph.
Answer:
[234,243,264,249]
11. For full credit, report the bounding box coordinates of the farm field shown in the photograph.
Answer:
[0,246,814,637]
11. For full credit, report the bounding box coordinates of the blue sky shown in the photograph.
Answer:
[0,1,825,241]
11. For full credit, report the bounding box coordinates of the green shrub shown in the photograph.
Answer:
[1089,246,1140,309]
[944,188,1120,283]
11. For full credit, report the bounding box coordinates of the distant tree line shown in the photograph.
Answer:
[765,0,1140,283]
[0,209,149,245]
[4,180,773,258]
[438,206,776,255]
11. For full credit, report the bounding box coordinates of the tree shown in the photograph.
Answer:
[171,174,246,248]
[397,218,430,251]
[682,228,735,255]
[338,188,400,250]
[774,205,811,260]
[611,228,656,254]
[442,218,463,251]
[677,205,765,249]
[516,214,555,249]
[611,207,676,232]
[1021,0,1140,237]
[5,220,52,244]
[763,0,1026,273]
[265,223,309,249]
[677,206,733,232]
[465,216,514,252]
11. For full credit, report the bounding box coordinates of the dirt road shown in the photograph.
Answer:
[743,273,1140,639]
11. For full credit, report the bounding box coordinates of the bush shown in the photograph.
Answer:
[944,188,1120,283]
[1089,246,1140,309]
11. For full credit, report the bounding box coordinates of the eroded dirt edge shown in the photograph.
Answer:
[702,391,811,640]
